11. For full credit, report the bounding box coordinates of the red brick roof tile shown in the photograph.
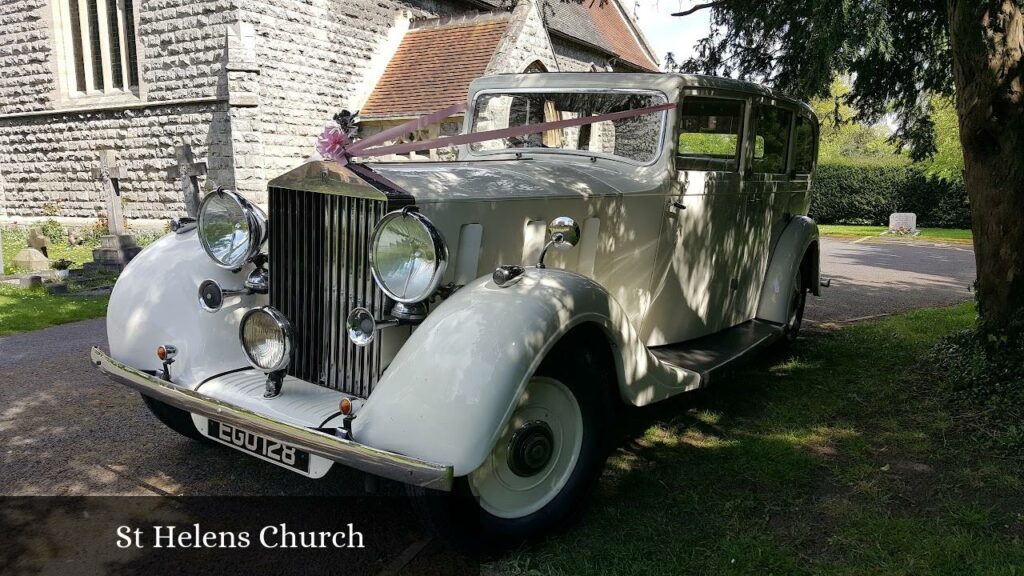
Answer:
[361,17,510,118]
[583,0,658,71]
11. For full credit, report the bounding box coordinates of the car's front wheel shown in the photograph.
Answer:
[141,394,208,442]
[409,337,614,548]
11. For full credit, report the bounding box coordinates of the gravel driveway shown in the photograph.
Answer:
[0,237,976,497]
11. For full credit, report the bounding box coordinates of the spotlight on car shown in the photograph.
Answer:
[239,306,293,373]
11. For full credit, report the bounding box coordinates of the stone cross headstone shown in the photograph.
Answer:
[89,150,141,271]
[168,144,207,218]
[92,150,128,236]
[27,228,51,257]
[888,212,918,235]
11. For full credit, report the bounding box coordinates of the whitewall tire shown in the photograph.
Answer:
[407,331,615,548]
[469,377,585,519]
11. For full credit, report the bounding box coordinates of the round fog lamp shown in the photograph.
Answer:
[239,306,293,372]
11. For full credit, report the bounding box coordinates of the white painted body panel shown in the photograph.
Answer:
[757,216,820,324]
[106,230,264,384]
[194,369,349,429]
[353,269,700,476]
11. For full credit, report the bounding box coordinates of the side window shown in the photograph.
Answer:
[753,105,792,174]
[793,115,817,174]
[676,97,744,172]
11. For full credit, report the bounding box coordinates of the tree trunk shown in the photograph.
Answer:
[947,0,1024,339]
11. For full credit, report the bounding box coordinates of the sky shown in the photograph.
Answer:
[627,1,712,68]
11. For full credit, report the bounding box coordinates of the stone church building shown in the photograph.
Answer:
[0,0,658,227]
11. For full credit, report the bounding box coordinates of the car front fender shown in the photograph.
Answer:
[106,230,263,385]
[757,215,820,324]
[352,268,698,477]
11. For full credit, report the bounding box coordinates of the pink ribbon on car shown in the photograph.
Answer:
[316,101,676,165]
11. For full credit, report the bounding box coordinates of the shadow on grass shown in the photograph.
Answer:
[498,304,1024,576]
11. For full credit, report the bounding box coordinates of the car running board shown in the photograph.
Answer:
[649,319,784,387]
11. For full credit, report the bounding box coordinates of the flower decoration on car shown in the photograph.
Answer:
[316,109,360,164]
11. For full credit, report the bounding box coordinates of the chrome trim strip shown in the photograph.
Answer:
[90,347,453,491]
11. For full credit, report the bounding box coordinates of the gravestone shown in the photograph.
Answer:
[27,228,51,257]
[90,150,141,271]
[20,275,44,288]
[888,212,918,235]
[168,143,207,218]
[92,150,127,236]
[12,248,49,272]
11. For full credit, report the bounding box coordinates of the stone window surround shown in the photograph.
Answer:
[46,0,149,110]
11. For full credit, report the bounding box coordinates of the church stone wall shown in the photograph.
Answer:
[237,0,467,201]
[0,102,233,221]
[0,0,56,116]
[486,0,558,74]
[0,0,237,222]
[551,37,609,72]
[0,0,646,223]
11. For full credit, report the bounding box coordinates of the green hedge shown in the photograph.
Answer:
[810,162,971,228]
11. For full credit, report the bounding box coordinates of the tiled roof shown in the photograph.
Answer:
[361,15,510,118]
[581,0,659,71]
[543,2,609,54]
[480,0,658,71]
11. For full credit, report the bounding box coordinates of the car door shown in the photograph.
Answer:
[732,100,794,326]
[642,93,750,345]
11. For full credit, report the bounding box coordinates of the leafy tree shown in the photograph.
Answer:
[672,0,1024,339]
[808,80,905,164]
[922,97,965,181]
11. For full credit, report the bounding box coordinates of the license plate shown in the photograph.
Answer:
[207,420,310,473]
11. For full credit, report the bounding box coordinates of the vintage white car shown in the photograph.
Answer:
[92,72,820,541]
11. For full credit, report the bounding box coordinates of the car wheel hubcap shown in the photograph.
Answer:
[469,377,584,519]
[507,421,555,477]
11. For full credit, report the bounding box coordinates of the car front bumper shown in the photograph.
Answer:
[89,347,453,491]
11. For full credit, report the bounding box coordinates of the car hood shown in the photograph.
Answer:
[370,159,634,202]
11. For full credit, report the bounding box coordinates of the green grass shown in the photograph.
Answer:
[0,283,108,336]
[497,303,1023,575]
[819,225,973,243]
[2,226,100,275]
[2,224,164,275]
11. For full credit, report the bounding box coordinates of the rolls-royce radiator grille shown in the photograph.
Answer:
[269,187,387,398]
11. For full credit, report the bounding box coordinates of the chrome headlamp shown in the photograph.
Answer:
[197,188,268,269]
[369,209,448,304]
[239,306,293,372]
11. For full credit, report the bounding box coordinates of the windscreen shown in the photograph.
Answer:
[470,91,667,163]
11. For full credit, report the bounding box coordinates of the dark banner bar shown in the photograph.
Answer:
[0,497,479,576]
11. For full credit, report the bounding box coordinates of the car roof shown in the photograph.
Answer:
[468,72,816,119]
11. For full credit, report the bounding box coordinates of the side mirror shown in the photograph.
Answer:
[537,216,581,268]
[548,216,581,250]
